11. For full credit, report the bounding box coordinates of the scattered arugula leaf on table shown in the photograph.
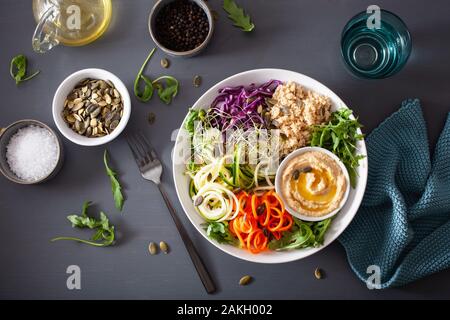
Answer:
[134,48,180,104]
[223,0,255,32]
[104,149,125,211]
[310,108,365,188]
[203,221,238,245]
[10,54,40,85]
[152,76,179,104]
[51,201,115,247]
[134,48,156,102]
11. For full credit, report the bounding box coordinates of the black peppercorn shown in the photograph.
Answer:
[154,0,210,52]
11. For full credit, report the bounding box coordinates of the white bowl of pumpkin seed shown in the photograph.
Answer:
[53,68,131,146]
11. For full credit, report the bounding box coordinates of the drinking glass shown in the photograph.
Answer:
[341,9,412,79]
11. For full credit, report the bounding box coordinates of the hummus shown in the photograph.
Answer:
[280,151,347,217]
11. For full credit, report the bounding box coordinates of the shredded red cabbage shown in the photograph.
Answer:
[207,79,282,131]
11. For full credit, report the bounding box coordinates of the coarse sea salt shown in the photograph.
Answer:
[6,125,59,182]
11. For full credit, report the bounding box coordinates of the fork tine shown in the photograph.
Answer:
[126,135,146,167]
[138,131,158,160]
[130,133,153,162]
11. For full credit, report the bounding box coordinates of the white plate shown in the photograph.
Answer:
[172,69,368,263]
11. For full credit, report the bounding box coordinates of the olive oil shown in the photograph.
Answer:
[290,167,338,213]
[32,0,112,47]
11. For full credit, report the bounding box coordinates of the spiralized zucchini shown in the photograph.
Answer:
[194,182,239,221]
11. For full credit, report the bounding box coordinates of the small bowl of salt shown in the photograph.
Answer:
[0,120,63,184]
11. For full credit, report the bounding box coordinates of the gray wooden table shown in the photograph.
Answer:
[1,0,450,299]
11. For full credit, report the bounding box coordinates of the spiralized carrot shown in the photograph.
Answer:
[229,190,294,254]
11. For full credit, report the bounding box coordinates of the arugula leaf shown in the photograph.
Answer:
[51,201,115,247]
[104,150,124,211]
[269,217,332,250]
[202,221,237,245]
[223,0,254,32]
[10,54,40,85]
[310,108,365,188]
[152,76,179,104]
[134,48,156,102]
[134,48,180,104]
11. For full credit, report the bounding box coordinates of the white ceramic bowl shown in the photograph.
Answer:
[172,69,368,263]
[52,69,131,146]
[274,147,351,222]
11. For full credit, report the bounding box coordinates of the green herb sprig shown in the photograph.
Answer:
[223,0,255,32]
[104,150,124,211]
[134,48,179,104]
[134,48,156,102]
[203,221,238,245]
[51,201,115,247]
[310,108,365,188]
[269,217,332,251]
[10,54,40,85]
[152,76,179,104]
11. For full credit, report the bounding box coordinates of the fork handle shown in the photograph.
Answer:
[157,183,216,294]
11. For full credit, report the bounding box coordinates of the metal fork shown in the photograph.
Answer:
[126,132,216,294]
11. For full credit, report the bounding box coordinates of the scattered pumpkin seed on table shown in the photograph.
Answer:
[159,241,169,254]
[239,275,252,286]
[193,75,202,87]
[160,58,170,68]
[148,242,158,255]
[211,9,219,21]
[148,112,156,125]
[314,267,323,279]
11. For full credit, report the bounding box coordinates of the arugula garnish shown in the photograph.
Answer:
[152,76,179,105]
[134,48,156,102]
[10,54,40,85]
[223,0,255,32]
[104,150,124,211]
[51,201,115,247]
[203,221,237,245]
[134,48,179,104]
[269,217,332,250]
[310,108,365,188]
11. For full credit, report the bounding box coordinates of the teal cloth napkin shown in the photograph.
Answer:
[339,99,450,288]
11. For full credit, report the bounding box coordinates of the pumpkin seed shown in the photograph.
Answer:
[256,203,265,215]
[314,267,323,280]
[160,58,170,68]
[194,195,204,206]
[301,166,313,173]
[193,75,202,87]
[73,114,83,122]
[148,242,158,255]
[211,9,219,21]
[90,118,97,127]
[72,102,84,111]
[90,107,102,118]
[239,275,252,286]
[148,112,156,125]
[109,120,119,131]
[292,170,300,180]
[159,241,169,254]
[257,105,263,114]
[66,114,76,123]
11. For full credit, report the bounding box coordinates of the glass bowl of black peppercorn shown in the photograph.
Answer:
[149,0,214,57]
